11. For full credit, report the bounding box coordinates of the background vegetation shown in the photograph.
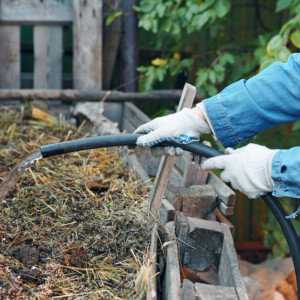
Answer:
[133,0,300,258]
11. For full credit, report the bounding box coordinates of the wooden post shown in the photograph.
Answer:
[148,83,196,216]
[73,0,103,90]
[34,26,63,88]
[121,0,139,92]
[103,0,122,89]
[0,25,20,88]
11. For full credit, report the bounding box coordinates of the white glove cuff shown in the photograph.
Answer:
[254,148,279,191]
[184,108,211,135]
[196,102,218,141]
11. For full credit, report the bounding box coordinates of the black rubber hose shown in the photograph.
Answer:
[262,194,300,299]
[40,133,300,298]
[40,133,223,158]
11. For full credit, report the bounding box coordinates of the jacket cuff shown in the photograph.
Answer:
[196,102,218,141]
[203,93,240,147]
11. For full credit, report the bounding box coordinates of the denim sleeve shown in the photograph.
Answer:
[203,53,300,148]
[272,148,300,198]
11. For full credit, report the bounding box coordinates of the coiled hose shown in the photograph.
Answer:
[40,133,300,298]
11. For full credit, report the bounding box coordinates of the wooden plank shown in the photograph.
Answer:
[207,171,236,206]
[73,0,102,90]
[0,89,203,102]
[162,222,180,300]
[0,0,73,24]
[183,154,198,187]
[103,0,122,89]
[0,25,20,88]
[182,279,197,300]
[34,26,62,89]
[122,118,136,134]
[121,0,139,92]
[174,153,189,176]
[194,141,211,185]
[195,283,237,300]
[146,223,158,300]
[123,102,150,127]
[216,208,235,237]
[159,199,175,224]
[125,150,152,186]
[174,212,189,269]
[218,223,249,300]
[219,202,234,216]
[149,83,196,215]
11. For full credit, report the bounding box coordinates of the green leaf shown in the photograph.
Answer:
[181,59,193,67]
[162,19,172,32]
[139,18,152,31]
[192,11,210,30]
[259,58,277,72]
[106,11,123,26]
[156,3,166,17]
[137,66,149,72]
[208,70,216,84]
[214,0,231,17]
[276,47,292,62]
[220,53,235,65]
[198,0,215,13]
[139,1,156,13]
[276,0,300,12]
[196,69,208,86]
[133,5,141,12]
[155,68,165,81]
[292,119,300,131]
[291,30,300,48]
[267,35,284,55]
[205,84,218,96]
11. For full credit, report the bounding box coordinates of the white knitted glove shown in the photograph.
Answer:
[201,144,279,199]
[134,108,211,156]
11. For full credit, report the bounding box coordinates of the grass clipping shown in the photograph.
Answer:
[0,105,152,299]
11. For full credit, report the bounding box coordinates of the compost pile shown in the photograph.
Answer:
[0,105,152,299]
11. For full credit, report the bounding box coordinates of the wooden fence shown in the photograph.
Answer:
[0,0,102,90]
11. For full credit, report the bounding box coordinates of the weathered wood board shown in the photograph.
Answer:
[34,26,63,89]
[0,25,20,88]
[0,0,73,24]
[73,0,102,90]
[162,222,181,300]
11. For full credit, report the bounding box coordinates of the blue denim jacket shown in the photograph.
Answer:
[203,53,300,200]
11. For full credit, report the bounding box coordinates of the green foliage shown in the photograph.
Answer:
[106,11,123,25]
[262,198,300,258]
[136,0,231,95]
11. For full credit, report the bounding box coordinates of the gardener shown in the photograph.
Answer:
[134,53,300,217]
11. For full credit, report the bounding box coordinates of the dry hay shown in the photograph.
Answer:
[0,105,153,299]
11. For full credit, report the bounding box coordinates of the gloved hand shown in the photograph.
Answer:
[201,144,279,199]
[134,108,211,156]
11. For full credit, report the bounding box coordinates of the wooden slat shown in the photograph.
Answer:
[123,102,150,128]
[0,0,73,25]
[34,26,62,89]
[219,202,234,216]
[195,283,237,300]
[146,223,158,300]
[207,172,236,206]
[0,25,20,88]
[0,89,202,102]
[218,223,249,300]
[149,83,196,215]
[163,222,180,300]
[73,0,102,90]
[103,0,122,89]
